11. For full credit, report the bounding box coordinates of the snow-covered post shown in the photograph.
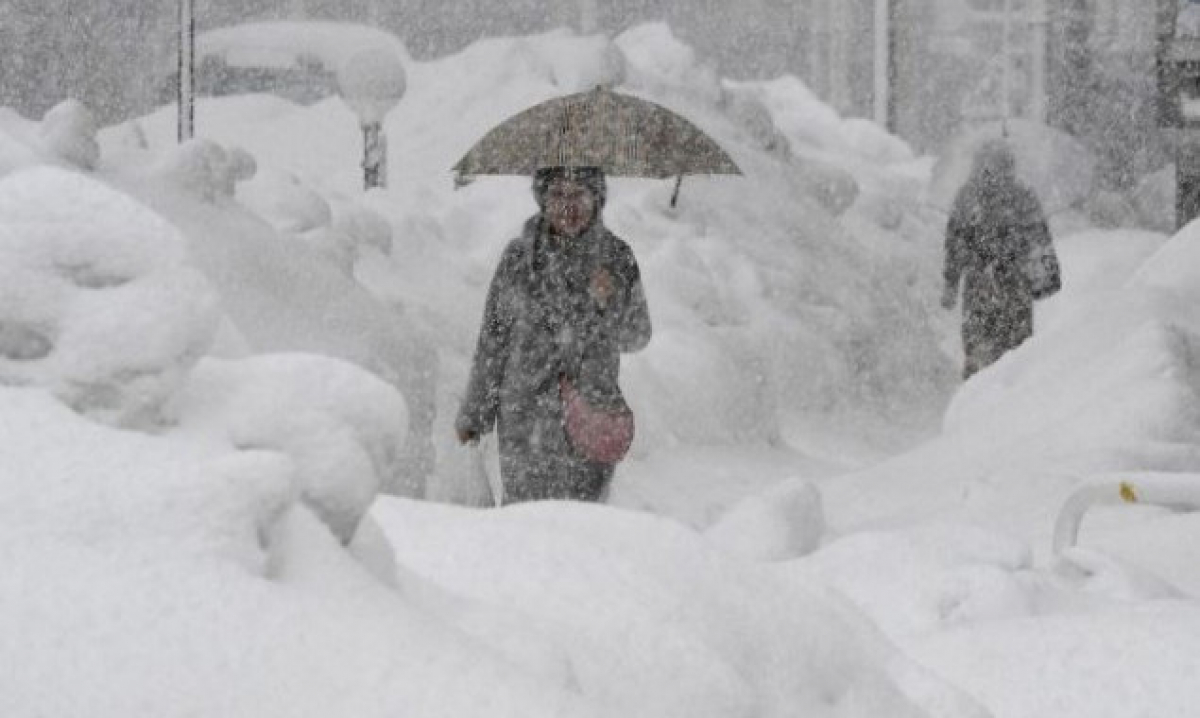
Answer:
[177,0,195,142]
[337,49,406,191]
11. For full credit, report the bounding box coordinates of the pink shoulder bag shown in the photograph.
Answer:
[559,375,635,465]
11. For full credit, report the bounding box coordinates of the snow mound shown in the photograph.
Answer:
[0,389,598,718]
[154,138,257,202]
[116,150,439,494]
[376,498,983,718]
[39,100,101,170]
[516,30,626,93]
[705,477,825,561]
[617,23,722,105]
[176,355,409,543]
[724,76,914,166]
[0,111,42,174]
[1131,213,1200,296]
[331,196,393,255]
[235,168,394,272]
[236,165,330,233]
[798,525,1035,638]
[910,601,1200,718]
[235,166,359,270]
[0,167,219,427]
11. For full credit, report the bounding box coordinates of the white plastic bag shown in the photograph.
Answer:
[426,433,498,507]
[476,434,504,507]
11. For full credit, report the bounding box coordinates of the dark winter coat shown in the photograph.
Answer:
[944,157,1053,378]
[457,216,652,503]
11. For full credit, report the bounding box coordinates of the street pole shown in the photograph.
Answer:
[177,0,195,142]
[362,121,387,190]
[873,0,890,128]
[873,0,898,131]
[810,0,830,102]
[1029,0,1048,123]
[1001,0,1013,125]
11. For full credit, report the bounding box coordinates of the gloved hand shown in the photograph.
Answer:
[457,427,480,445]
[590,268,615,309]
[940,284,958,310]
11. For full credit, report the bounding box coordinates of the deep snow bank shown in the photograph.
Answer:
[103,133,437,494]
[0,167,218,428]
[776,219,1200,718]
[0,390,598,718]
[374,497,987,718]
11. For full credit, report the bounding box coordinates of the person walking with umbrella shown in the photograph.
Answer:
[453,87,740,504]
[455,165,651,503]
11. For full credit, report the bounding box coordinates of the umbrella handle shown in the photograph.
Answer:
[670,174,684,208]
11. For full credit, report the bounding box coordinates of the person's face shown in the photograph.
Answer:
[544,178,597,238]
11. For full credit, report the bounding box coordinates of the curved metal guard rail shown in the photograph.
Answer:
[1052,476,1200,554]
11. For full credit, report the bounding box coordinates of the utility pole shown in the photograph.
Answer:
[177,0,194,143]
[873,0,890,128]
[873,0,898,131]
[1002,0,1013,124]
[809,0,831,102]
[1029,0,1048,123]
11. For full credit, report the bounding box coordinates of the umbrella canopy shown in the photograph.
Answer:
[453,86,741,179]
[928,119,1096,216]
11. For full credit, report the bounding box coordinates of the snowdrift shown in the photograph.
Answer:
[786,217,1200,718]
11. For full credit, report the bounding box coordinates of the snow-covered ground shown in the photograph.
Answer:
[2,22,1198,718]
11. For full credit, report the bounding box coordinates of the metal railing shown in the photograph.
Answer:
[1052,475,1200,553]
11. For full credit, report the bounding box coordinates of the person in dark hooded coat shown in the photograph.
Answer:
[942,140,1058,379]
[456,166,652,504]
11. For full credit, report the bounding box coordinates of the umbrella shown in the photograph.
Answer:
[453,86,741,205]
[927,119,1096,217]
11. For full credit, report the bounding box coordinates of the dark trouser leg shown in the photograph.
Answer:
[499,448,614,504]
[962,305,1034,379]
